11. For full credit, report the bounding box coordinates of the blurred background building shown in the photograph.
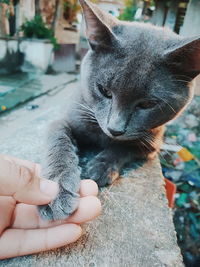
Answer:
[0,0,200,75]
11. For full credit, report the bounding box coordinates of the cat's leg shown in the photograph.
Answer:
[38,120,81,220]
[86,145,136,187]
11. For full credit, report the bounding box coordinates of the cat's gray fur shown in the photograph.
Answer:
[38,0,200,220]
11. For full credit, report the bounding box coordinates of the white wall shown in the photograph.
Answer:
[19,40,53,73]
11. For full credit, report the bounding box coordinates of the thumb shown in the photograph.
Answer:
[0,155,58,205]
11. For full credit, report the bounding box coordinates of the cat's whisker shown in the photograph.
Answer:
[142,132,157,149]
[72,107,95,117]
[73,101,94,114]
[158,98,176,114]
[79,116,97,122]
[79,117,98,125]
[170,79,191,83]
[72,107,93,115]
[143,132,177,161]
[171,74,192,80]
[176,95,191,102]
[159,92,190,103]
[71,102,98,124]
[162,101,176,113]
[142,136,166,160]
[137,142,147,156]
[81,118,97,123]
[81,111,96,118]
[157,103,164,113]
[142,137,154,149]
[140,132,155,148]
[72,110,97,122]
[140,139,152,153]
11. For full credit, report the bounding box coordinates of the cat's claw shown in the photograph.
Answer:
[87,159,119,187]
[38,187,79,220]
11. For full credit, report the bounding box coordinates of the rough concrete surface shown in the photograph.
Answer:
[0,79,183,267]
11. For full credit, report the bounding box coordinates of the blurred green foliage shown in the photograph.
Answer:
[161,95,200,266]
[20,15,58,49]
[0,0,10,4]
[118,0,137,21]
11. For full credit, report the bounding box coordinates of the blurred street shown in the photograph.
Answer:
[0,73,76,112]
[0,76,78,162]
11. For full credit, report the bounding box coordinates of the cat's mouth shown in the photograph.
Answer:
[96,116,148,141]
[103,128,145,141]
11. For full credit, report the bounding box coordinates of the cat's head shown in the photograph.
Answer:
[80,0,200,140]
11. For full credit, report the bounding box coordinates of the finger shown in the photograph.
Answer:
[0,155,98,204]
[0,154,41,175]
[65,196,101,224]
[0,196,16,235]
[0,155,58,205]
[0,224,82,259]
[15,177,58,205]
[79,180,99,197]
[12,196,101,229]
[0,156,99,196]
[2,156,99,197]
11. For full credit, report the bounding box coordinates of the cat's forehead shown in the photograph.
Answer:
[113,22,179,50]
[92,23,180,72]
[92,56,159,97]
[91,43,159,89]
[88,23,180,91]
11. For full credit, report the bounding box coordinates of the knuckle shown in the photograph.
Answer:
[18,165,33,188]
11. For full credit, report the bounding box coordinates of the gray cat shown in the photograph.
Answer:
[38,0,200,220]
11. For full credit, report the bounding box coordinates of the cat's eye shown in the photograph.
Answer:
[97,83,112,99]
[136,100,157,109]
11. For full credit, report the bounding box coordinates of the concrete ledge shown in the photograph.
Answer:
[1,158,183,267]
[31,158,183,267]
[0,81,183,267]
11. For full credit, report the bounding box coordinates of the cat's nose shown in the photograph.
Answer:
[107,127,125,136]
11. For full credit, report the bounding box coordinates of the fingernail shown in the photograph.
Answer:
[40,179,59,199]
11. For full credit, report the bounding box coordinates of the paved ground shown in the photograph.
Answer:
[0,74,77,157]
[0,73,76,113]
[0,78,183,266]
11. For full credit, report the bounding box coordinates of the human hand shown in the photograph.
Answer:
[0,154,101,259]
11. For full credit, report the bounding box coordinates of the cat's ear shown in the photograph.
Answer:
[165,37,200,80]
[79,0,117,51]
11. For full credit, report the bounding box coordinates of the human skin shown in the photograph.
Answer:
[0,154,101,259]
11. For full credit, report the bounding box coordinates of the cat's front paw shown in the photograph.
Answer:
[38,186,79,220]
[86,156,119,187]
